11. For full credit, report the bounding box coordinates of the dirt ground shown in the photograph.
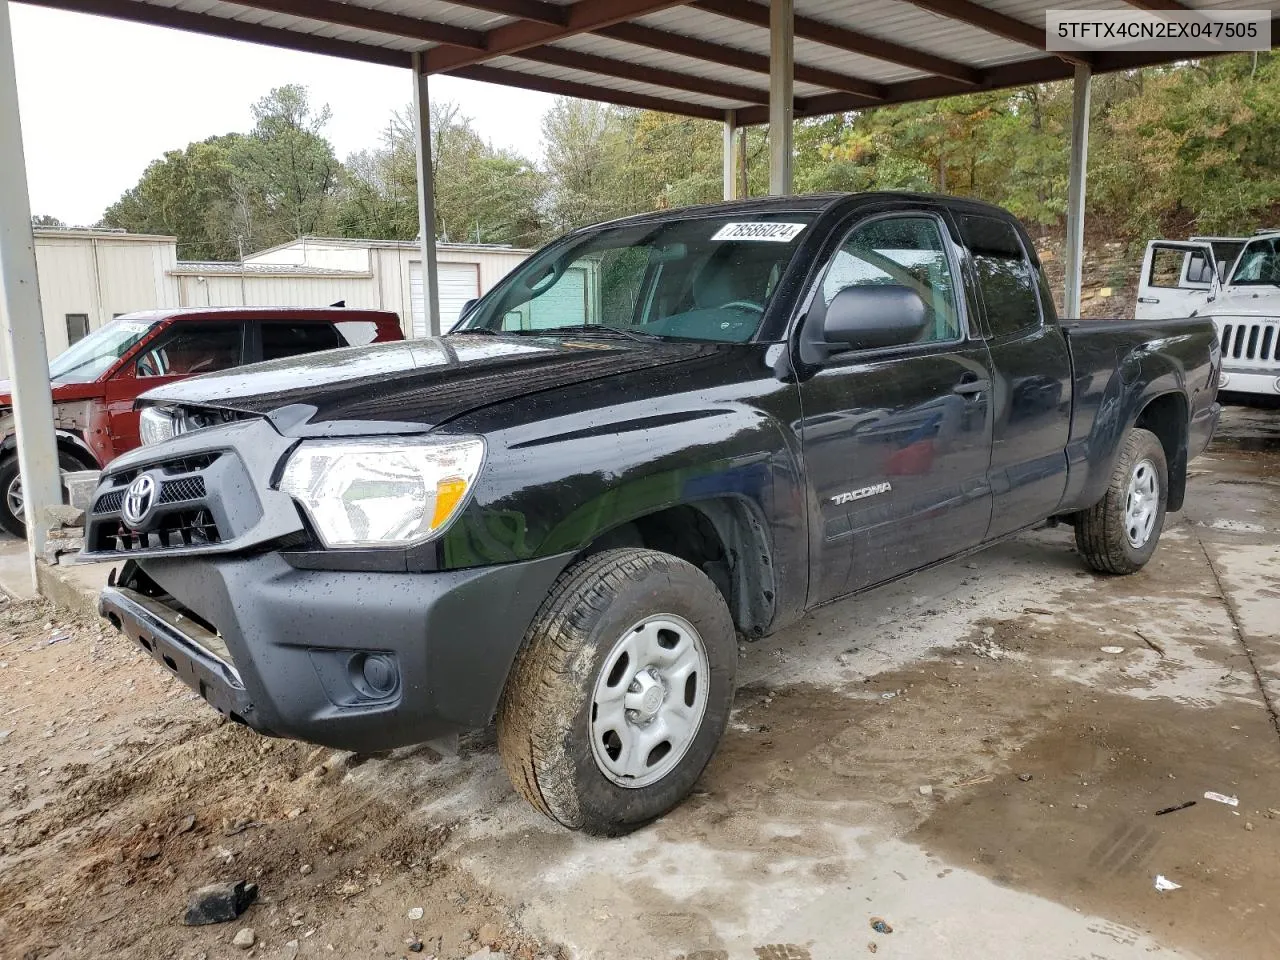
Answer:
[2,407,1279,960]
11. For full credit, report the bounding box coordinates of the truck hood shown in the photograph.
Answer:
[0,378,105,409]
[1203,289,1280,318]
[137,333,717,435]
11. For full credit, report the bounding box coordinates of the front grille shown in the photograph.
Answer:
[93,476,206,513]
[104,508,221,552]
[87,451,226,556]
[1220,320,1279,365]
[158,453,220,475]
[159,476,206,504]
[95,490,124,513]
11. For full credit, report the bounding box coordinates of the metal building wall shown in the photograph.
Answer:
[174,272,381,310]
[0,230,179,375]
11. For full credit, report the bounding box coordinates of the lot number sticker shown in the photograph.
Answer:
[711,222,808,243]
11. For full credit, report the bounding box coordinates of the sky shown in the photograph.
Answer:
[11,5,559,227]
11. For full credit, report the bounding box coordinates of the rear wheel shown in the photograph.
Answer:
[497,547,736,835]
[0,450,95,538]
[1075,427,1168,574]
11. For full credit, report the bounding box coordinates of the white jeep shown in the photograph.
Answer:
[1137,233,1280,405]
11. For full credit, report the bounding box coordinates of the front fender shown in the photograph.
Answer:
[440,398,808,632]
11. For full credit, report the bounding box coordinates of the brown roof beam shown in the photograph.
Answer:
[517,45,771,104]
[734,35,1238,124]
[438,0,569,26]
[424,0,690,73]
[452,63,725,120]
[226,0,485,49]
[692,0,981,85]
[897,0,1089,65]
[597,22,886,101]
[16,0,411,66]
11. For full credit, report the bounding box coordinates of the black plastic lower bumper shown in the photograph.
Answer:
[101,550,574,752]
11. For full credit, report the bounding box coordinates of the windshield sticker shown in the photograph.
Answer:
[711,222,807,243]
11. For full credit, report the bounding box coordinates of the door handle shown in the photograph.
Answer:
[953,379,990,396]
[1137,297,1160,304]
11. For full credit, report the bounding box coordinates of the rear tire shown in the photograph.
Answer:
[1075,427,1168,574]
[0,450,95,539]
[497,547,736,835]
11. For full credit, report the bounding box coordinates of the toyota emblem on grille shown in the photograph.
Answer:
[122,474,156,527]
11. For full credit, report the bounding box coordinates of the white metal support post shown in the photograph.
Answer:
[411,51,442,337]
[768,0,794,196]
[722,109,737,201]
[0,0,61,588]
[1064,62,1091,319]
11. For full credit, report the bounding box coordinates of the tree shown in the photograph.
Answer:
[337,102,546,247]
[233,85,342,246]
[101,135,245,260]
[541,99,630,231]
[31,214,65,228]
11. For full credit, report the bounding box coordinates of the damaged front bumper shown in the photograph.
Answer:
[99,550,573,753]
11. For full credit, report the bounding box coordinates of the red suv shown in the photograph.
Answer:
[0,307,404,536]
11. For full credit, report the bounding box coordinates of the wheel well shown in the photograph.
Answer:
[1134,393,1189,511]
[578,500,776,638]
[56,437,99,469]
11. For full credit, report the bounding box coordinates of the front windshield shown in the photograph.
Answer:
[455,213,816,343]
[1229,236,1280,286]
[48,317,155,384]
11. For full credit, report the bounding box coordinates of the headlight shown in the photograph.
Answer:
[278,436,485,547]
[139,406,177,445]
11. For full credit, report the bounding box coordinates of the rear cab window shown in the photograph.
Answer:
[956,215,1043,337]
[259,321,346,361]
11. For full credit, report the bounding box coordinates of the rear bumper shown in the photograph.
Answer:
[100,550,574,752]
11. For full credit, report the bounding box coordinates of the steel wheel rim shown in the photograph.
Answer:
[589,613,710,789]
[1124,457,1159,549]
[6,474,22,518]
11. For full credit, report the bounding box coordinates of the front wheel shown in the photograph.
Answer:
[1074,427,1168,574]
[0,451,95,538]
[497,548,737,835]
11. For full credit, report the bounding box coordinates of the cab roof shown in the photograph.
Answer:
[115,306,401,323]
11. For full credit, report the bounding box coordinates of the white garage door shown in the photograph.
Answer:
[410,262,480,337]
[527,266,588,329]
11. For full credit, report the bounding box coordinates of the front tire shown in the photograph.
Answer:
[0,451,94,539]
[497,548,737,835]
[1075,427,1168,574]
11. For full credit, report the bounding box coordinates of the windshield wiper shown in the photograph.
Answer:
[507,324,660,342]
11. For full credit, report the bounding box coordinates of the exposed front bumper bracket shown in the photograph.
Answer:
[100,584,260,728]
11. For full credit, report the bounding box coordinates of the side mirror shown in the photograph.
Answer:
[458,298,479,321]
[821,284,931,352]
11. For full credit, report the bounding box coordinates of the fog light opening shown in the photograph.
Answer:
[346,652,400,701]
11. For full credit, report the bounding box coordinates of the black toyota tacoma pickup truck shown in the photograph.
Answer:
[85,193,1220,835]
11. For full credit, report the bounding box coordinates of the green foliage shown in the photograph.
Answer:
[1090,54,1280,239]
[30,214,65,228]
[101,134,245,260]
[337,102,547,247]
[233,85,342,246]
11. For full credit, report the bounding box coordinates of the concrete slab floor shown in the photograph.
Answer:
[0,406,1277,960]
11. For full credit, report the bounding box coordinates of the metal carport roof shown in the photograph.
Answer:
[17,0,1280,123]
